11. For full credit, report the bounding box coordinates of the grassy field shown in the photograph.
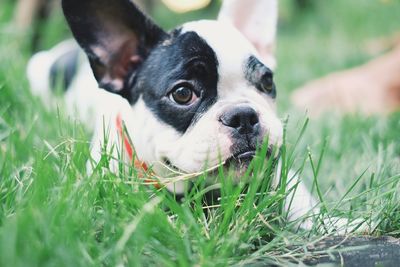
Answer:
[1,0,400,266]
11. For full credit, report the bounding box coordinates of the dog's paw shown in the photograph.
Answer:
[299,216,374,235]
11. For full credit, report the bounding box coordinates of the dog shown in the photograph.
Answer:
[28,0,320,227]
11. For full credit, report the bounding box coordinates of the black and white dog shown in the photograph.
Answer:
[28,0,320,226]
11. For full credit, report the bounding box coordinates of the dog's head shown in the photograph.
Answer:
[62,0,282,177]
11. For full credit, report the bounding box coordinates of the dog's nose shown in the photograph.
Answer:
[220,106,259,134]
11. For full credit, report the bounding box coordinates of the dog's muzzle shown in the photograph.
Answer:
[219,105,264,166]
[220,105,260,136]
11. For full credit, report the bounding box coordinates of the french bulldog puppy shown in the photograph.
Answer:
[28,0,319,227]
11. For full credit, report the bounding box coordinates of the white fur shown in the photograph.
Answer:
[27,39,78,104]
[218,0,278,69]
[26,0,321,227]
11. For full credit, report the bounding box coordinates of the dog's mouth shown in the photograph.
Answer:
[162,147,274,177]
[225,150,256,167]
[224,146,274,167]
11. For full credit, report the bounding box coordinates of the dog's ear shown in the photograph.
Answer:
[218,0,277,69]
[62,0,167,94]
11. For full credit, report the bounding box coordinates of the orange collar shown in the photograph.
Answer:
[116,114,160,189]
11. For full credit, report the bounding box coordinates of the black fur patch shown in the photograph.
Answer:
[130,31,219,133]
[245,56,276,98]
[49,48,80,91]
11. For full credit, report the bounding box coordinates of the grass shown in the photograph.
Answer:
[1,0,400,266]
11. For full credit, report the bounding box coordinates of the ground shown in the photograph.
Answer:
[0,0,399,266]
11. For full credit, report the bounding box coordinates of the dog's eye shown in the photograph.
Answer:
[260,73,275,93]
[169,86,197,105]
